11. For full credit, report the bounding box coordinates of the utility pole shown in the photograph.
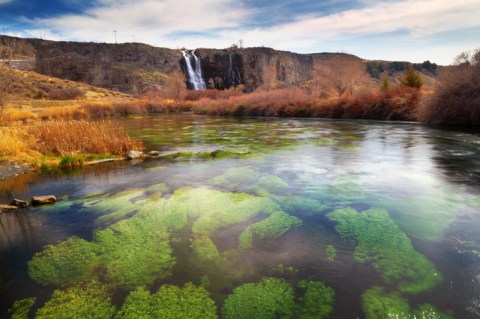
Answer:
[113,30,117,44]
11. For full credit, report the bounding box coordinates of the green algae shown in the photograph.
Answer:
[115,283,217,319]
[222,278,295,319]
[211,167,259,189]
[254,175,289,194]
[362,287,452,319]
[239,211,302,249]
[28,237,100,286]
[35,281,115,319]
[362,287,410,319]
[327,207,442,293]
[191,233,220,262]
[297,280,335,319]
[93,214,174,290]
[278,196,327,215]
[326,245,336,262]
[8,298,36,319]
[30,196,175,289]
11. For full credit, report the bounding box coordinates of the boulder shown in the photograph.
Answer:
[0,205,18,213]
[11,199,30,208]
[31,195,57,206]
[127,150,144,160]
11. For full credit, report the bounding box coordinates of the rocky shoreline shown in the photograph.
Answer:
[0,161,33,181]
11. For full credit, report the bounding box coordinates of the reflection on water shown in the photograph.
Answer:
[0,115,479,318]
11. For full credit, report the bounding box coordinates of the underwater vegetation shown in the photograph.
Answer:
[8,298,36,319]
[278,196,327,215]
[211,167,260,190]
[29,196,174,289]
[326,245,336,262]
[115,283,217,319]
[28,236,100,286]
[327,207,442,293]
[222,278,335,319]
[239,211,302,249]
[296,280,335,319]
[254,175,290,195]
[222,278,295,319]
[362,287,452,319]
[35,281,116,319]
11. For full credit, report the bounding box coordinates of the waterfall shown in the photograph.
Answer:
[227,54,242,88]
[181,50,206,90]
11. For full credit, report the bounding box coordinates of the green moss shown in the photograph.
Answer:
[297,280,335,319]
[79,188,145,225]
[8,298,36,319]
[254,175,289,194]
[59,155,84,170]
[362,287,410,319]
[327,207,442,293]
[35,281,116,319]
[222,278,295,319]
[28,237,100,286]
[93,216,174,290]
[190,233,220,261]
[115,283,217,319]
[326,245,336,262]
[412,304,453,319]
[212,167,259,189]
[239,211,302,249]
[279,196,327,215]
[362,287,452,319]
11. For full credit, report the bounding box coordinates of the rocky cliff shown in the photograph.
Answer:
[0,35,438,94]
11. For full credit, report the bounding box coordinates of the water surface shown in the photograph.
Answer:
[1,114,479,318]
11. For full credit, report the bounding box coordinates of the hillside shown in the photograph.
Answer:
[0,35,438,94]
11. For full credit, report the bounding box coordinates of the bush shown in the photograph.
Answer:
[48,87,85,100]
[421,49,480,125]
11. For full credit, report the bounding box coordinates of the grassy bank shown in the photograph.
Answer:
[0,120,143,170]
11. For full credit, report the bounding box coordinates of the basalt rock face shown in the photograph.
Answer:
[197,48,314,92]
[32,41,182,93]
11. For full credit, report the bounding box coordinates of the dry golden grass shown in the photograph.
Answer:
[27,120,143,156]
[0,120,143,167]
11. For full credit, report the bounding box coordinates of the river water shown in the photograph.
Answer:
[0,114,479,318]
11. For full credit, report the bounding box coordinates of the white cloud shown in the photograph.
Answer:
[20,0,480,64]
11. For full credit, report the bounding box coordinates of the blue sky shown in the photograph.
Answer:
[0,0,479,64]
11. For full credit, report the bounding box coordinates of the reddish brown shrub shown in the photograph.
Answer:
[48,87,85,100]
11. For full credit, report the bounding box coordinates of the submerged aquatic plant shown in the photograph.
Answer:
[115,283,217,319]
[254,175,289,195]
[278,196,327,215]
[327,207,442,293]
[296,280,335,319]
[239,211,302,249]
[222,278,295,319]
[326,245,336,262]
[8,298,36,319]
[362,287,452,319]
[35,281,116,319]
[28,237,100,286]
[211,167,259,189]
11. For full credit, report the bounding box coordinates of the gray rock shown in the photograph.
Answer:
[0,205,18,213]
[31,195,57,206]
[11,199,30,208]
[127,150,144,160]
[148,151,160,156]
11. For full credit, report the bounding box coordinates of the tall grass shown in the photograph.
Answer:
[28,121,143,156]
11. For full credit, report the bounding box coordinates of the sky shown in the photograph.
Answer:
[0,0,479,64]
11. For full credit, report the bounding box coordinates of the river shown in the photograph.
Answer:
[0,114,479,318]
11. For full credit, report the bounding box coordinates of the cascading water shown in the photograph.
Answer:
[227,54,242,88]
[181,50,206,90]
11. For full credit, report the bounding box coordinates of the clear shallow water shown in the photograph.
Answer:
[1,114,480,318]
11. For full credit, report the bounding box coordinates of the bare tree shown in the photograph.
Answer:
[314,56,368,97]
[162,70,187,100]
[259,65,277,92]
